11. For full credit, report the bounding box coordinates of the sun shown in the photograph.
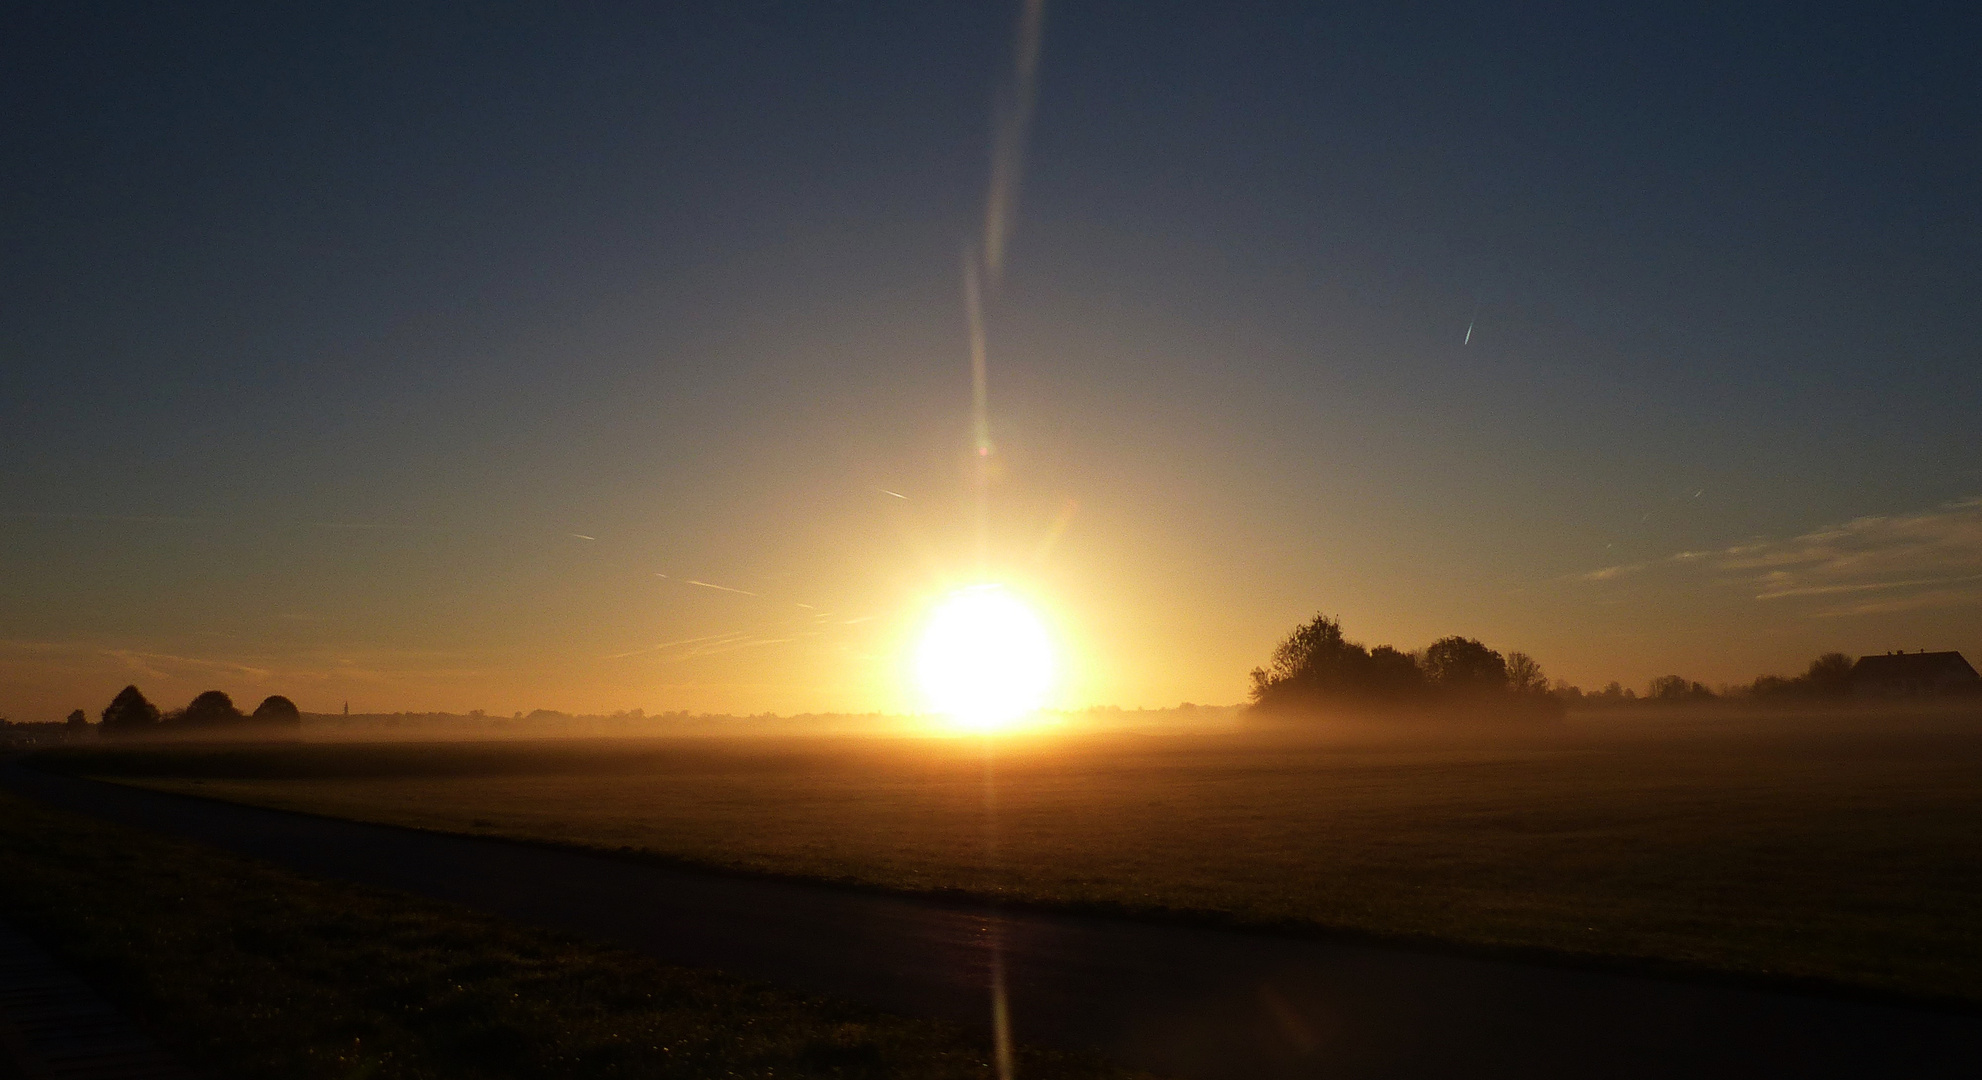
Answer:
[915,584,1055,731]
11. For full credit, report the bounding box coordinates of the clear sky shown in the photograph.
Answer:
[4,1,1979,719]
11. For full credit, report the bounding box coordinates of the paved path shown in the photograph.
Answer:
[5,762,1978,1079]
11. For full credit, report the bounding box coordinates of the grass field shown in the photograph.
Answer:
[37,705,1982,1009]
[0,788,1142,1080]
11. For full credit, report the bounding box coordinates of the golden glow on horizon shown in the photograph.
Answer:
[915,584,1055,731]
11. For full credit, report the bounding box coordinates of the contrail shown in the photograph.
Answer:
[1463,299,1480,345]
[879,489,909,500]
[569,533,597,540]
[654,573,759,597]
[603,631,747,660]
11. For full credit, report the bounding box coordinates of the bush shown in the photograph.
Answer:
[176,691,246,729]
[1748,652,1857,700]
[251,696,302,726]
[1648,676,1714,701]
[100,686,161,737]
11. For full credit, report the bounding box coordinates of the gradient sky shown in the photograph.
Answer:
[4,1,1980,719]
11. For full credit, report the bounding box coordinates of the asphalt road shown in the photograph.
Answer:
[5,761,1978,1079]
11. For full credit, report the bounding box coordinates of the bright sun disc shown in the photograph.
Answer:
[916,585,1054,731]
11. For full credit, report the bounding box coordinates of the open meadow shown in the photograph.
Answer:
[0,787,1140,1080]
[37,705,1982,1009]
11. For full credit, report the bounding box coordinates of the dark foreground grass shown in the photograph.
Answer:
[38,709,1982,1010]
[0,790,1143,1080]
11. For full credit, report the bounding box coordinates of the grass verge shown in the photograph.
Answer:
[0,788,1143,1080]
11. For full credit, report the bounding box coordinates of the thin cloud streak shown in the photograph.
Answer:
[1580,562,1648,582]
[1578,497,1982,616]
[603,632,749,660]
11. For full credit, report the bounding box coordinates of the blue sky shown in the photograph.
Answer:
[3,1,1978,717]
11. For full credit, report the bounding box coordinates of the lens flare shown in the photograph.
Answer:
[916,585,1053,731]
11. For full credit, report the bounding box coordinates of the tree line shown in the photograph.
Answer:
[1248,614,1559,718]
[1248,614,1881,718]
[1557,652,1857,704]
[94,685,300,736]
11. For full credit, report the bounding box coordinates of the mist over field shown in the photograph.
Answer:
[30,698,1982,1011]
[6,2,1982,1076]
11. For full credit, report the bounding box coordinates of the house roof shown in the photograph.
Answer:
[1849,651,1981,684]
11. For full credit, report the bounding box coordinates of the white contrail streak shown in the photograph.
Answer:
[683,579,757,596]
[654,573,759,597]
[603,632,748,660]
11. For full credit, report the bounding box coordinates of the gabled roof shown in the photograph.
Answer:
[1850,651,1980,684]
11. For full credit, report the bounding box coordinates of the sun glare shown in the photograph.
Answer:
[915,584,1054,731]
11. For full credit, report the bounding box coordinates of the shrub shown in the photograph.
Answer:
[100,686,161,737]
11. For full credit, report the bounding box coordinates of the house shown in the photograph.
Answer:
[1848,651,1982,698]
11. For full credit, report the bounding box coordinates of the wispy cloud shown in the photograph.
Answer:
[1581,497,1982,616]
[102,649,273,681]
[1579,562,1648,582]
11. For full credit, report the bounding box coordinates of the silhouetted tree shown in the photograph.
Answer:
[1748,674,1796,697]
[1364,645,1427,698]
[1648,675,1714,700]
[1505,652,1547,695]
[64,709,88,730]
[1422,637,1507,693]
[100,685,161,736]
[1747,652,1858,700]
[251,695,301,726]
[1249,614,1374,707]
[1804,652,1855,697]
[1251,615,1557,719]
[177,690,245,728]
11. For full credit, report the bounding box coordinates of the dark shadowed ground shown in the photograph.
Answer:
[4,760,1977,1079]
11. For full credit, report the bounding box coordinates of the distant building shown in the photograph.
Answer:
[1848,651,1981,697]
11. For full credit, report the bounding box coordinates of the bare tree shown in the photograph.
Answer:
[1505,652,1546,695]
